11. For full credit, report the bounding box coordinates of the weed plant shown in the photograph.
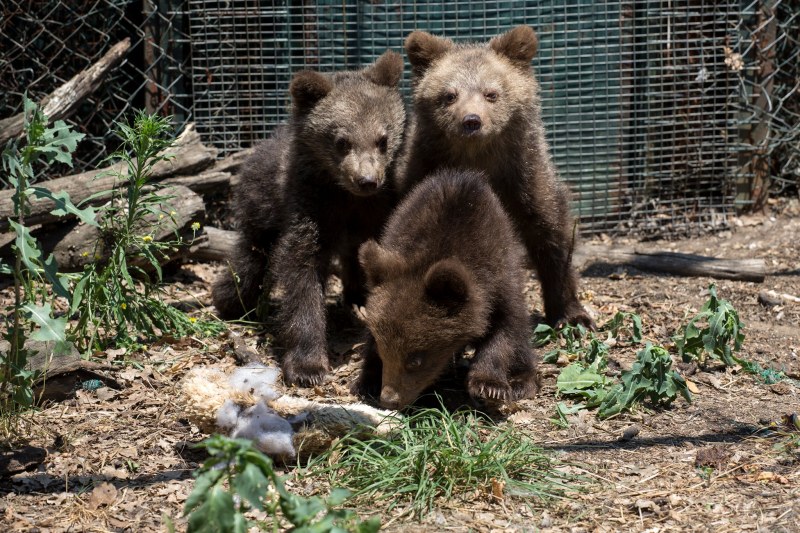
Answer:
[182,435,379,533]
[71,112,222,350]
[1,97,92,427]
[305,402,578,518]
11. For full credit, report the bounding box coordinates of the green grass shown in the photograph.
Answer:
[304,400,581,518]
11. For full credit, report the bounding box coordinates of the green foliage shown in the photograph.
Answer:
[1,96,87,421]
[533,311,641,366]
[70,112,222,350]
[539,311,692,424]
[597,344,691,419]
[306,401,577,518]
[184,435,379,533]
[599,311,643,343]
[673,284,745,367]
[555,361,612,408]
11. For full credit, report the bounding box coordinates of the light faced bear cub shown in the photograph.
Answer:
[355,169,540,409]
[212,51,406,387]
[400,25,593,329]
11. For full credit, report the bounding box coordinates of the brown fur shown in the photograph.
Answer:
[353,169,540,409]
[212,51,406,386]
[399,25,592,328]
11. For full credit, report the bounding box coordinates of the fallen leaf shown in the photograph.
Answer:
[685,378,700,394]
[490,478,505,501]
[87,482,117,510]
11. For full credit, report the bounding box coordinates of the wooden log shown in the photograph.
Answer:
[0,39,132,145]
[576,244,766,282]
[19,184,206,272]
[162,147,255,192]
[0,123,216,231]
[186,226,238,263]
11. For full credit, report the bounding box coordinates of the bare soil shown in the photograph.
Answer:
[2,199,799,532]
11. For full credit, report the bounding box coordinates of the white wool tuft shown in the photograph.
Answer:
[228,363,282,401]
[231,402,296,458]
[216,399,242,430]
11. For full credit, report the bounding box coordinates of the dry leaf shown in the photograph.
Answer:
[685,378,700,394]
[490,478,505,501]
[87,482,117,510]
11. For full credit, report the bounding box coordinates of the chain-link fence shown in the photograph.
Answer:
[0,0,191,179]
[1,1,798,237]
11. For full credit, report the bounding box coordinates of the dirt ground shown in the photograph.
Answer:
[1,198,799,532]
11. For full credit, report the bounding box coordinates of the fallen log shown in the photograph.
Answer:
[186,226,238,263]
[162,146,254,192]
[0,123,216,231]
[576,244,766,282]
[8,184,207,272]
[0,39,132,145]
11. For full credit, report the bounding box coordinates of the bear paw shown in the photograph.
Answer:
[467,372,513,403]
[281,351,330,387]
[555,303,596,331]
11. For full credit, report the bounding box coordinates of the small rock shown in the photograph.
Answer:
[634,499,660,513]
[620,425,640,441]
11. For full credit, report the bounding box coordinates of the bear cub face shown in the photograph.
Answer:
[289,51,405,196]
[359,245,491,408]
[405,25,538,145]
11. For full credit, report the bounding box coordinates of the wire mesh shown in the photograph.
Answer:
[1,0,798,237]
[0,0,191,181]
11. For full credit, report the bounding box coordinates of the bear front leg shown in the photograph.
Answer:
[517,184,594,329]
[350,333,383,399]
[271,218,331,387]
[467,304,537,402]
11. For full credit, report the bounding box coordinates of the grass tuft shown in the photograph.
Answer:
[304,399,581,518]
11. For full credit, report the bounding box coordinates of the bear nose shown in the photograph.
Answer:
[380,386,401,410]
[357,175,378,192]
[462,114,482,133]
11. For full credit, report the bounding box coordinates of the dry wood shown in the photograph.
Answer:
[162,147,254,192]
[576,244,766,282]
[0,124,216,231]
[13,185,206,271]
[186,226,238,263]
[0,39,132,145]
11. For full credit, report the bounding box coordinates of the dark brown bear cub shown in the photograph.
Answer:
[400,25,593,328]
[212,51,406,387]
[354,169,539,410]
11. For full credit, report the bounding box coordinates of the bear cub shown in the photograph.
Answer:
[212,51,406,387]
[400,25,593,329]
[354,168,540,410]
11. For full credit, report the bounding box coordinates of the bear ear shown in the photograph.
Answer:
[405,31,453,77]
[424,258,472,315]
[359,239,404,288]
[290,70,333,112]
[363,50,404,88]
[489,25,538,68]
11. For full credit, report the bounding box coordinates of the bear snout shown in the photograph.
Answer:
[356,175,379,193]
[462,114,482,134]
[379,385,402,410]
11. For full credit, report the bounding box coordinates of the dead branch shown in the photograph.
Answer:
[576,244,766,282]
[0,39,132,145]
[0,124,216,231]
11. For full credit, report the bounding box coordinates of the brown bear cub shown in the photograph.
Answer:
[212,51,406,387]
[354,168,540,410]
[400,25,593,328]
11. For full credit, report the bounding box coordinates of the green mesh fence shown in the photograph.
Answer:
[2,1,798,237]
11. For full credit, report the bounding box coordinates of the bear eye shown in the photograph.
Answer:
[484,91,498,103]
[335,137,351,154]
[443,90,458,105]
[405,353,424,371]
[376,134,388,153]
